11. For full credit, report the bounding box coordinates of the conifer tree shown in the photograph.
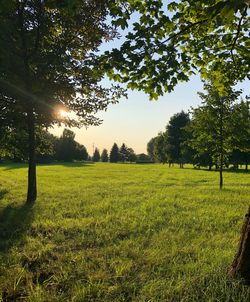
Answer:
[101,149,109,162]
[93,148,100,162]
[109,143,120,163]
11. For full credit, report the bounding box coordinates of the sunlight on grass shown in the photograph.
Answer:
[0,163,250,301]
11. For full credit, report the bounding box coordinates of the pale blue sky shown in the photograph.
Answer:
[51,12,249,155]
[51,77,248,155]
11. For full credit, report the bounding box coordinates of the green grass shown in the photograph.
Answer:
[0,162,250,302]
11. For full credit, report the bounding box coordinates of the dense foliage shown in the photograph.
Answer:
[0,0,124,202]
[148,95,250,174]
[106,0,250,99]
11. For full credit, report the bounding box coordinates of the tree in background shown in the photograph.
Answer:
[119,143,128,162]
[165,111,190,168]
[74,143,88,162]
[0,127,57,162]
[0,1,124,203]
[93,148,101,162]
[101,149,109,162]
[109,143,120,163]
[127,147,137,162]
[153,132,168,164]
[147,137,157,162]
[55,129,76,162]
[136,153,151,163]
[230,100,250,171]
[189,84,241,189]
[55,129,88,162]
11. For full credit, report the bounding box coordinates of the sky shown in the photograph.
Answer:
[50,11,249,156]
[50,77,249,155]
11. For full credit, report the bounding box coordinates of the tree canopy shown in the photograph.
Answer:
[0,0,124,202]
[105,0,250,99]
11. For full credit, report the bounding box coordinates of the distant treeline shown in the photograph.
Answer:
[0,128,151,163]
[147,100,250,171]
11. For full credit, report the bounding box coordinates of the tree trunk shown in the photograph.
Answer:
[229,207,250,283]
[209,164,212,171]
[26,110,37,203]
[219,165,223,189]
[245,162,248,172]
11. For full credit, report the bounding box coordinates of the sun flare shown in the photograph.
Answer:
[59,109,69,118]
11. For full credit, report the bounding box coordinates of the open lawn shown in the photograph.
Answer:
[0,163,250,301]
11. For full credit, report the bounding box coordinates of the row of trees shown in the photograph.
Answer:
[92,143,151,163]
[0,128,152,164]
[147,85,250,187]
[0,128,89,163]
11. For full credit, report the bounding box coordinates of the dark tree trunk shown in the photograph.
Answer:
[229,207,250,283]
[209,164,212,171]
[26,110,37,203]
[245,162,248,171]
[219,166,223,189]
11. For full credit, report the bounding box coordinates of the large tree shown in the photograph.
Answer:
[0,0,123,203]
[106,0,249,98]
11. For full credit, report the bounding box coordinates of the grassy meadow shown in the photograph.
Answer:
[0,162,250,301]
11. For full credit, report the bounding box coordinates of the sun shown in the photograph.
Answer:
[59,109,69,118]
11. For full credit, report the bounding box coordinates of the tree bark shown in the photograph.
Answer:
[26,110,37,203]
[219,162,223,189]
[229,207,250,283]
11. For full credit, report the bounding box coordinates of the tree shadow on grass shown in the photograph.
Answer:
[2,163,27,171]
[192,167,249,174]
[0,189,8,200]
[54,161,94,168]
[0,202,33,253]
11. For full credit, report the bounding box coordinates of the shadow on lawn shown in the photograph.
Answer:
[193,167,249,174]
[57,162,94,168]
[0,201,33,253]
[2,163,27,171]
[0,189,8,200]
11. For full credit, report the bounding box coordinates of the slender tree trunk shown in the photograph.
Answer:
[245,161,248,171]
[209,164,212,171]
[229,207,250,283]
[219,100,224,190]
[26,110,37,203]
[219,164,223,189]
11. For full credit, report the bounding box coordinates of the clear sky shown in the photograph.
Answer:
[50,13,249,156]
[50,77,248,155]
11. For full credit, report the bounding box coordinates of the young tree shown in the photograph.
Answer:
[93,148,100,162]
[189,84,241,188]
[0,1,124,203]
[109,143,120,163]
[101,149,109,162]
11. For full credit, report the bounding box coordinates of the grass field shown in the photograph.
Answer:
[0,163,250,301]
